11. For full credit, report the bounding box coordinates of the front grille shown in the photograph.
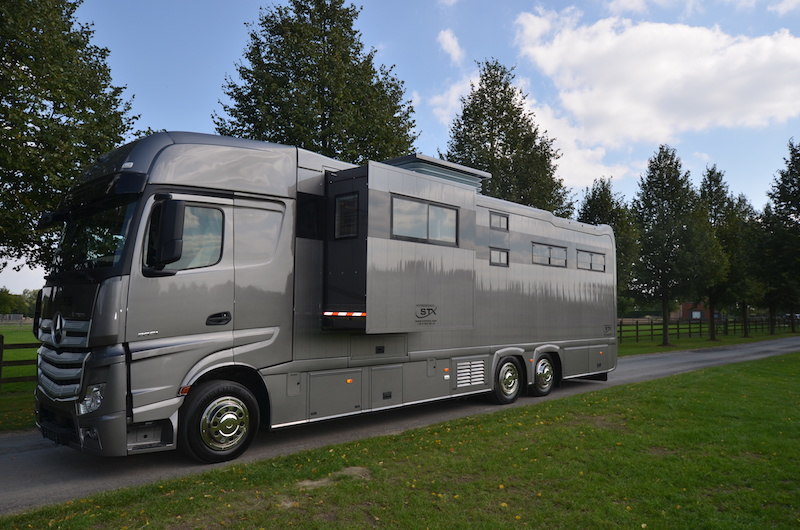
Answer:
[456,360,485,388]
[38,317,90,349]
[38,345,89,399]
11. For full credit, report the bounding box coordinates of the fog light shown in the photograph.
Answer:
[77,384,106,415]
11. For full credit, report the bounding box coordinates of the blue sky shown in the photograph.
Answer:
[3,0,800,292]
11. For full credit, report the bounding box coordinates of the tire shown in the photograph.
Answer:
[531,353,555,397]
[491,357,523,404]
[179,380,260,463]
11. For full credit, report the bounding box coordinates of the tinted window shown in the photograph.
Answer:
[490,248,509,267]
[392,196,458,246]
[490,212,509,231]
[147,205,223,271]
[532,243,567,268]
[334,193,359,239]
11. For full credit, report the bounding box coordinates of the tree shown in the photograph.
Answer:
[719,194,759,337]
[214,0,416,165]
[0,0,136,272]
[632,145,699,345]
[577,177,639,315]
[697,165,733,340]
[759,139,800,331]
[444,59,572,217]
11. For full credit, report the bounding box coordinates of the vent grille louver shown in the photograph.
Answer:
[456,360,485,388]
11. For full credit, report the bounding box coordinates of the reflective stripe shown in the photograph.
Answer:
[323,311,367,317]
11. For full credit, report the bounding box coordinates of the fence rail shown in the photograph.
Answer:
[617,317,797,343]
[0,335,38,385]
[1,318,798,386]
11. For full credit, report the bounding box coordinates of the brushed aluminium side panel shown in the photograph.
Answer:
[365,238,475,333]
[232,197,294,369]
[148,143,297,198]
[364,162,477,334]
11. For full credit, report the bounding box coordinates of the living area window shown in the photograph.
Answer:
[532,242,567,268]
[391,196,458,246]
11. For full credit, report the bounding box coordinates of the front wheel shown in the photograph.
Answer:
[531,354,556,396]
[491,357,523,404]
[179,380,260,463]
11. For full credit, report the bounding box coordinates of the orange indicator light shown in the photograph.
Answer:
[346,379,354,384]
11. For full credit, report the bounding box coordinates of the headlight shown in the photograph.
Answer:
[77,384,106,415]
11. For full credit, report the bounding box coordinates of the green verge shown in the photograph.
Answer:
[0,325,37,431]
[618,329,799,356]
[2,353,798,528]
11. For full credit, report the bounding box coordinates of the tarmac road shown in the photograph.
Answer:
[1,336,798,516]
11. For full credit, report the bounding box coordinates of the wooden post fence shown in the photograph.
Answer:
[0,335,39,387]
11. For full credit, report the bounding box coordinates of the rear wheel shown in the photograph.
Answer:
[491,357,523,404]
[531,354,555,396]
[179,380,260,463]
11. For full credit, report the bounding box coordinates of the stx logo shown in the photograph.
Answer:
[415,304,438,319]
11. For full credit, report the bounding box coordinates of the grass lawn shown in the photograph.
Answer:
[618,328,799,356]
[2,352,798,528]
[0,324,37,431]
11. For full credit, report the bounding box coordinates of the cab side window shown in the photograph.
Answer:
[145,204,223,270]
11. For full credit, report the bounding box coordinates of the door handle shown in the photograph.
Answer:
[206,311,232,326]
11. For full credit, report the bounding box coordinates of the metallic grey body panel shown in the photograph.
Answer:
[147,143,296,197]
[232,197,294,369]
[365,162,478,333]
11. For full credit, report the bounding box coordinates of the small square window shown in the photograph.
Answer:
[334,193,358,239]
[490,248,509,267]
[490,212,509,231]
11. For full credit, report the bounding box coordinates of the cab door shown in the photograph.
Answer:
[125,194,235,420]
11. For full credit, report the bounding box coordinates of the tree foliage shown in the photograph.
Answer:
[577,177,639,315]
[758,139,800,328]
[0,287,38,316]
[214,0,416,165]
[0,0,136,272]
[632,146,702,344]
[697,165,735,339]
[444,59,572,217]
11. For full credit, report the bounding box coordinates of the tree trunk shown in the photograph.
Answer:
[768,305,777,334]
[741,302,750,338]
[661,297,671,346]
[708,299,717,341]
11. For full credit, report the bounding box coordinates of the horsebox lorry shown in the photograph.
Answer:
[33,131,617,463]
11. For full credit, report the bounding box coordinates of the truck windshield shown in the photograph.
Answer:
[51,197,138,276]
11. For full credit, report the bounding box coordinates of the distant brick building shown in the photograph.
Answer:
[670,303,707,321]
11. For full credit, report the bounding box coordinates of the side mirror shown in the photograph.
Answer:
[157,199,185,266]
[148,199,185,271]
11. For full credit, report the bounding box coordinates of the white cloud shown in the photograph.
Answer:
[607,0,648,15]
[438,0,459,6]
[437,29,465,65]
[429,74,475,125]
[769,0,800,14]
[515,10,800,149]
[532,104,635,188]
